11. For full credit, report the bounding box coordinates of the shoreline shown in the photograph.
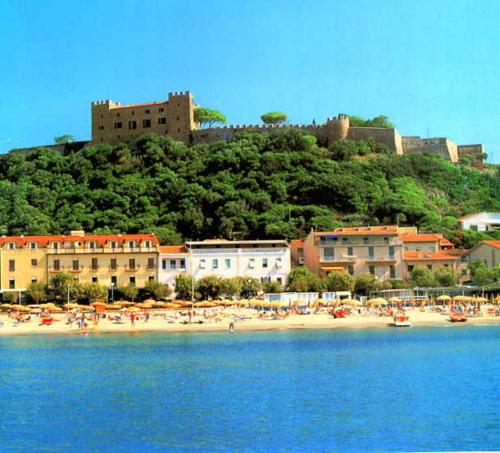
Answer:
[1,310,500,337]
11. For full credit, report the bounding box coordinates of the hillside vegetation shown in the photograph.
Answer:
[2,130,499,248]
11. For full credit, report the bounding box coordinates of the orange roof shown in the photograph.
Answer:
[400,233,443,243]
[484,240,500,249]
[404,251,458,261]
[111,101,168,110]
[290,239,304,248]
[440,239,454,247]
[441,249,469,256]
[317,225,398,236]
[159,245,187,254]
[0,233,159,247]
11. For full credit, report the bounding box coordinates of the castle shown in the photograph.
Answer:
[34,90,463,165]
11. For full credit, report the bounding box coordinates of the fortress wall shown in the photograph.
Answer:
[402,137,458,162]
[457,144,484,166]
[347,127,403,154]
[191,124,328,145]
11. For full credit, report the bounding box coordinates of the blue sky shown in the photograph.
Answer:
[1,0,499,163]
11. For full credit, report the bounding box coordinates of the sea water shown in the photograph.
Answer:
[0,326,499,452]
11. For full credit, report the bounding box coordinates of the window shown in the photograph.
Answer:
[9,279,15,289]
[111,276,117,285]
[116,112,120,117]
[148,258,155,269]
[129,258,136,270]
[129,241,136,248]
[143,119,151,128]
[128,120,137,130]
[369,265,375,275]
[72,260,79,271]
[348,266,354,275]
[54,259,60,271]
[324,247,334,260]
[30,242,38,249]
[363,237,369,244]
[31,259,37,266]
[159,107,164,113]
[8,242,16,250]
[180,259,186,269]
[110,241,117,249]
[144,240,152,248]
[383,237,389,243]
[225,258,231,269]
[114,122,122,129]
[427,265,432,270]
[461,269,467,276]
[170,260,176,269]
[149,276,155,282]
[347,247,353,256]
[144,109,150,114]
[407,265,414,272]
[249,258,255,269]
[262,258,268,268]
[31,277,38,283]
[52,242,59,250]
[277,277,282,285]
[9,259,15,271]
[158,117,166,124]
[92,276,98,283]
[98,125,104,130]
[212,259,218,269]
[444,264,449,268]
[368,246,374,260]
[162,259,167,270]
[110,258,117,270]
[129,276,136,285]
[88,241,96,249]
[390,265,396,279]
[91,258,98,270]
[276,257,282,268]
[200,259,206,269]
[389,246,395,260]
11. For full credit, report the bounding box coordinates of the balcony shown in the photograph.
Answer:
[366,256,397,264]
[46,246,157,255]
[124,264,140,272]
[320,256,357,264]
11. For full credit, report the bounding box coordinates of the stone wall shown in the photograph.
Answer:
[457,144,484,166]
[347,127,403,154]
[402,136,458,163]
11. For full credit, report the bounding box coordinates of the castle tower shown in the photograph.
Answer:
[91,100,122,143]
[166,91,196,142]
[325,114,350,143]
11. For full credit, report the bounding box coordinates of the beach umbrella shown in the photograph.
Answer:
[135,302,154,309]
[126,307,142,313]
[142,298,156,304]
[367,298,388,306]
[388,297,402,303]
[64,303,79,309]
[165,302,181,309]
[49,307,63,313]
[114,300,134,307]
[437,295,452,302]
[342,299,363,307]
[195,301,217,308]
[12,304,30,312]
[1,304,13,309]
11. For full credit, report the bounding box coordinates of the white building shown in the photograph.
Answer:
[186,239,291,284]
[158,245,189,289]
[459,212,500,232]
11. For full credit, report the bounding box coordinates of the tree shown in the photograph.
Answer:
[118,284,139,302]
[196,276,222,300]
[410,266,436,288]
[261,112,288,125]
[434,267,457,287]
[322,272,354,292]
[143,281,172,300]
[54,135,74,144]
[194,107,226,128]
[26,282,46,304]
[220,278,242,299]
[287,267,322,292]
[348,115,394,128]
[47,272,81,302]
[469,260,497,287]
[80,283,107,304]
[174,274,196,300]
[237,277,261,298]
[354,274,378,295]
[262,280,283,294]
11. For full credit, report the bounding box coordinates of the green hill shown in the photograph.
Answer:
[2,129,499,248]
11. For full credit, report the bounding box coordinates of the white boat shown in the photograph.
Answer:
[393,314,411,327]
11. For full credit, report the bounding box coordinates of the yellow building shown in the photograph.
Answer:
[0,232,159,297]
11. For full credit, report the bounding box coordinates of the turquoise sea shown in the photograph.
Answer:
[0,326,499,452]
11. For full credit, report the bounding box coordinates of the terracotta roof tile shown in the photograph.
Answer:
[400,233,443,243]
[159,245,187,254]
[404,251,458,261]
[0,234,159,247]
[484,240,500,249]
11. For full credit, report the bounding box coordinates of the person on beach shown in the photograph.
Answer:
[130,313,135,326]
[229,322,235,332]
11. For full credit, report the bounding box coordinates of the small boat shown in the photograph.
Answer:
[393,314,411,327]
[449,313,467,323]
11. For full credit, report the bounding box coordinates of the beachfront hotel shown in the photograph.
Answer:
[302,226,469,282]
[0,231,159,297]
[184,239,291,285]
[158,245,190,287]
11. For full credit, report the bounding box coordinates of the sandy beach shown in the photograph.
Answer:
[1,307,499,336]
